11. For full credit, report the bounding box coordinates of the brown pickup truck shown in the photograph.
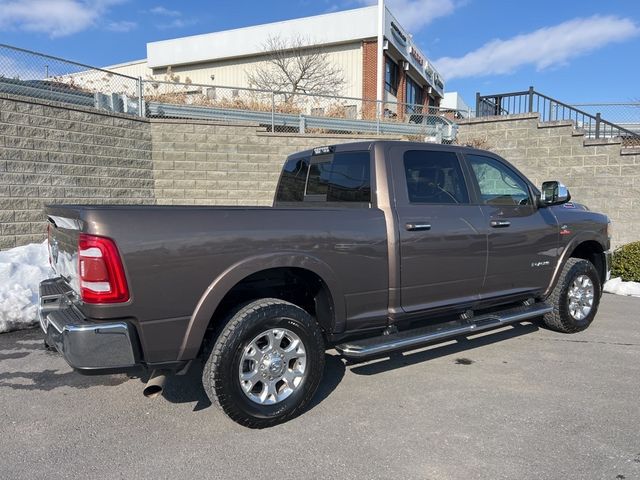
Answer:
[39,141,611,428]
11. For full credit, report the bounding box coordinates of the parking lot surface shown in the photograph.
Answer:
[1,294,639,480]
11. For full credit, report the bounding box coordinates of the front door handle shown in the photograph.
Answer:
[405,222,431,231]
[490,219,511,228]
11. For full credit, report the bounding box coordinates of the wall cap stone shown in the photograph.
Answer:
[457,113,539,125]
[583,137,622,146]
[538,120,574,128]
[620,147,640,156]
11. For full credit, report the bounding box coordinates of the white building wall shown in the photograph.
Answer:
[106,60,153,79]
[108,42,364,99]
[146,7,377,68]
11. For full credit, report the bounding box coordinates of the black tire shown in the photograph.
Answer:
[543,258,601,333]
[202,298,325,428]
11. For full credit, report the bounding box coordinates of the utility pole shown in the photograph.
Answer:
[376,0,385,119]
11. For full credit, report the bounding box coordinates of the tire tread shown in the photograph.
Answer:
[202,298,324,428]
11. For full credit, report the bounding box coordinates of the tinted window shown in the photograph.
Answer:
[276,151,371,204]
[385,57,399,96]
[404,150,469,204]
[467,154,531,206]
[276,157,309,202]
[305,152,371,203]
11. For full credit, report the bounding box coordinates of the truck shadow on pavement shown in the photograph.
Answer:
[346,321,540,376]
[158,352,346,413]
[0,329,131,392]
[156,323,539,414]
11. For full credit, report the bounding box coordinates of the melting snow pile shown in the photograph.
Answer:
[604,277,640,298]
[0,242,52,333]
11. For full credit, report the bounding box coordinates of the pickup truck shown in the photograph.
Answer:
[39,141,611,428]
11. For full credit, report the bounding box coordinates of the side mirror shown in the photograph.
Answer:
[540,181,571,206]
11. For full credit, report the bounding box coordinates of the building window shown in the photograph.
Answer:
[385,57,399,96]
[406,77,423,113]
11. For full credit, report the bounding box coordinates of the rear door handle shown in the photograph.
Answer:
[405,222,431,231]
[490,220,511,228]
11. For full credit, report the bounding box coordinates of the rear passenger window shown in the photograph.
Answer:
[276,151,371,205]
[404,150,469,204]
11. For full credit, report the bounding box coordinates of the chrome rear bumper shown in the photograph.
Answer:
[39,278,140,372]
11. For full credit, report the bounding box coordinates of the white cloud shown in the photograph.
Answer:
[149,6,181,17]
[435,15,640,80]
[0,0,125,37]
[359,0,458,31]
[106,20,136,32]
[156,18,198,30]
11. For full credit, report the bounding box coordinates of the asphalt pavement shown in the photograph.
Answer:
[1,294,639,480]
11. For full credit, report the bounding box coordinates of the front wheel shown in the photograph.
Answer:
[202,298,325,428]
[542,258,602,333]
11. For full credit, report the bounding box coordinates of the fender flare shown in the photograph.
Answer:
[544,232,608,297]
[177,252,344,360]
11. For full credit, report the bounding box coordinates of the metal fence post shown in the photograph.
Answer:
[528,86,534,113]
[299,115,305,134]
[475,92,480,117]
[137,76,145,118]
[271,91,275,133]
[595,112,601,139]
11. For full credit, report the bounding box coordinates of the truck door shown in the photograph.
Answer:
[463,153,559,299]
[390,146,487,313]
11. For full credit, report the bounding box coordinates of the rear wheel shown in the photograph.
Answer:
[202,298,325,428]
[543,258,601,333]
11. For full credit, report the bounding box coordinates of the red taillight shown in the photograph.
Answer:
[78,234,129,304]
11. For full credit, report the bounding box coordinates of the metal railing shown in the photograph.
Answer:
[0,43,464,142]
[476,86,640,146]
[143,79,462,141]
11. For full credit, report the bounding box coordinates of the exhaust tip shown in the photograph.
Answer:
[143,370,166,399]
[143,384,163,398]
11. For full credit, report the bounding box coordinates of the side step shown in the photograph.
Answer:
[335,302,552,359]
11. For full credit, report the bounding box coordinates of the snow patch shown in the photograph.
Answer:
[0,242,53,333]
[603,277,640,298]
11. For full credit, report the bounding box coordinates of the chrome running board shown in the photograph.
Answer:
[336,302,552,359]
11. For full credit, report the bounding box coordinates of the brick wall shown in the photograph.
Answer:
[0,94,154,249]
[457,113,640,247]
[151,119,389,206]
[361,40,378,120]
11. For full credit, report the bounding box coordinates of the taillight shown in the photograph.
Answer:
[78,234,129,304]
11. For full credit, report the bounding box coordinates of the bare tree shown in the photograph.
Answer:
[247,35,346,100]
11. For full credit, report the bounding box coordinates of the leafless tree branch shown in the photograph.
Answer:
[246,35,346,101]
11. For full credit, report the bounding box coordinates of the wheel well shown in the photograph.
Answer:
[570,241,606,286]
[208,267,334,338]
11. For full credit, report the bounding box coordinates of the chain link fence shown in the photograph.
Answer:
[143,79,461,141]
[570,103,640,137]
[0,44,143,116]
[0,43,464,141]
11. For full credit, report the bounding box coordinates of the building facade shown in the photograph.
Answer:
[106,6,445,113]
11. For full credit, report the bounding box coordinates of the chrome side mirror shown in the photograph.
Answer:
[540,181,571,206]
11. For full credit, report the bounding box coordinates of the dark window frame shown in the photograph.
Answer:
[405,76,423,114]
[385,57,399,96]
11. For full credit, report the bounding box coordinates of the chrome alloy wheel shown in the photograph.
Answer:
[567,275,595,321]
[238,328,307,405]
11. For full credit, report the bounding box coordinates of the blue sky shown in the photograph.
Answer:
[1,0,639,104]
